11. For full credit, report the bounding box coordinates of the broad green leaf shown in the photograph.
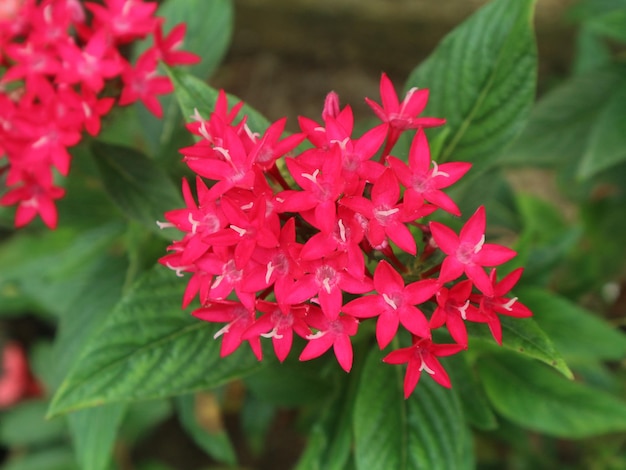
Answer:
[67,404,126,470]
[1,447,79,470]
[511,194,581,286]
[52,255,128,387]
[166,66,270,134]
[294,425,330,470]
[515,193,569,241]
[0,401,66,447]
[58,144,123,230]
[573,27,612,75]
[91,141,183,237]
[244,357,334,406]
[468,316,573,379]
[444,168,520,233]
[240,394,275,456]
[517,287,626,363]
[570,0,626,19]
[175,393,237,465]
[0,223,123,317]
[407,0,537,170]
[96,106,145,150]
[586,8,626,43]
[446,354,498,430]
[295,341,368,470]
[478,353,626,438]
[574,171,626,290]
[47,265,264,417]
[503,66,623,166]
[353,349,472,470]
[119,399,172,444]
[157,0,233,80]
[578,84,626,178]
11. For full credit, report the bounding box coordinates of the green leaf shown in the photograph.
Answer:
[91,141,183,237]
[578,84,626,178]
[468,316,573,379]
[445,168,520,233]
[166,66,270,134]
[240,394,275,456]
[511,194,581,286]
[52,255,128,387]
[573,27,612,75]
[119,399,172,444]
[58,144,123,230]
[353,349,472,470]
[0,223,124,317]
[157,0,233,80]
[245,357,334,406]
[517,287,626,363]
[295,341,369,470]
[445,354,498,430]
[1,447,79,470]
[478,353,626,438]
[503,65,623,166]
[47,264,264,417]
[586,7,626,43]
[175,393,237,465]
[67,404,126,470]
[406,0,537,170]
[0,401,67,447]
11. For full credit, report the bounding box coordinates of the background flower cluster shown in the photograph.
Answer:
[0,0,197,228]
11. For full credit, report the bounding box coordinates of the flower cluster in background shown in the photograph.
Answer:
[0,341,42,409]
[0,0,198,229]
[160,74,533,398]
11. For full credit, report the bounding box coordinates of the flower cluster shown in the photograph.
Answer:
[160,74,532,397]
[0,0,198,229]
[0,341,42,409]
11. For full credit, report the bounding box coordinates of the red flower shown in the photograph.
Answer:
[118,52,174,118]
[193,293,262,361]
[204,196,280,269]
[56,30,123,92]
[343,260,438,349]
[152,21,200,66]
[0,342,43,409]
[429,279,478,347]
[277,147,345,233]
[299,307,359,372]
[0,177,65,229]
[469,268,533,345]
[341,168,423,255]
[86,0,158,44]
[430,206,516,295]
[243,300,310,362]
[383,337,464,398]
[365,73,446,156]
[388,129,471,216]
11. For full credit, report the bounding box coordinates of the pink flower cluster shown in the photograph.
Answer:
[160,74,532,397]
[0,0,198,229]
[0,341,42,409]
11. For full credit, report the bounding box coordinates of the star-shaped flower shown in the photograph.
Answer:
[430,206,516,295]
[299,307,359,372]
[388,129,471,216]
[469,268,533,345]
[343,260,438,349]
[383,337,464,397]
[365,73,446,156]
